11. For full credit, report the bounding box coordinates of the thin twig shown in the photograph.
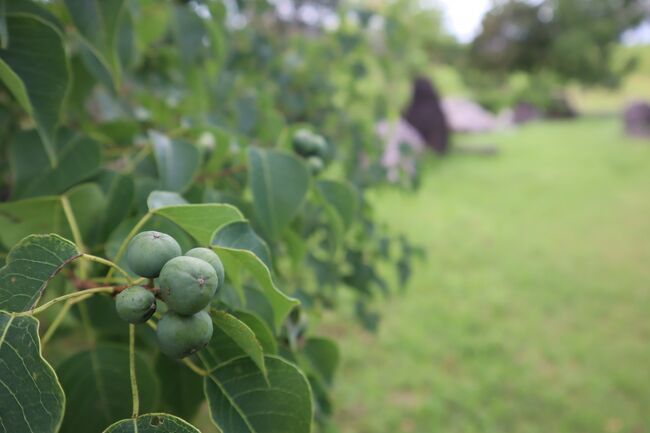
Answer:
[129,324,140,418]
[14,286,114,317]
[82,254,133,283]
[41,295,92,345]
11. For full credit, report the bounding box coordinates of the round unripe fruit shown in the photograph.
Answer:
[158,256,218,315]
[156,310,213,358]
[126,231,181,278]
[185,247,225,288]
[292,129,327,158]
[310,134,328,157]
[115,285,156,324]
[307,156,324,175]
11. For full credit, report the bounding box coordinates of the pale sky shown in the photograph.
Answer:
[434,0,492,43]
[434,0,650,45]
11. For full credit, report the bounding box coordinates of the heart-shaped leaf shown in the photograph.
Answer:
[155,356,204,422]
[0,13,69,166]
[102,413,201,433]
[0,312,65,433]
[153,203,244,246]
[212,245,298,331]
[147,191,188,210]
[150,132,201,193]
[57,345,160,433]
[300,337,339,387]
[0,234,79,313]
[315,180,358,230]
[0,183,106,248]
[204,355,313,433]
[63,0,126,85]
[10,130,102,200]
[212,221,272,268]
[248,147,309,240]
[0,0,7,49]
[232,310,277,354]
[199,310,266,375]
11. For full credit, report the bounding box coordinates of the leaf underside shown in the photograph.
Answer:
[0,312,65,433]
[0,234,79,313]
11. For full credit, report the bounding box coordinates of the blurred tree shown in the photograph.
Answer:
[470,0,648,86]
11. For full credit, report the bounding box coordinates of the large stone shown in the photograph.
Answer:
[402,77,450,154]
[546,95,577,119]
[441,97,500,132]
[623,101,650,138]
[513,102,542,124]
[376,118,426,182]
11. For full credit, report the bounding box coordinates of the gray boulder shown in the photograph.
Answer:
[624,101,650,138]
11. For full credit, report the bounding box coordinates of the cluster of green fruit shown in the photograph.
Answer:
[115,231,224,359]
[292,128,330,175]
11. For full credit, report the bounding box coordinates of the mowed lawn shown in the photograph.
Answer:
[324,116,650,433]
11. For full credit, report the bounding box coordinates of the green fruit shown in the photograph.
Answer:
[185,247,225,288]
[156,310,213,358]
[310,134,328,157]
[126,231,181,278]
[115,286,156,324]
[158,256,218,315]
[307,156,324,175]
[292,129,326,157]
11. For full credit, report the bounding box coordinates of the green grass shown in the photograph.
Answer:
[322,116,650,433]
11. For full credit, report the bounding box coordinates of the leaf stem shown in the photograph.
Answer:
[182,358,210,376]
[105,212,152,282]
[83,254,133,283]
[41,295,92,345]
[14,286,114,317]
[61,194,89,279]
[61,195,85,252]
[129,324,140,418]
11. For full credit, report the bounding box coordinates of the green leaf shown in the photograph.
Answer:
[301,337,339,387]
[212,221,272,268]
[57,345,160,433]
[204,356,313,433]
[67,183,108,246]
[100,172,135,239]
[248,147,310,240]
[147,191,188,210]
[0,312,65,433]
[315,180,359,230]
[0,14,69,166]
[199,310,266,375]
[151,132,200,193]
[155,356,204,422]
[64,0,127,84]
[10,130,102,199]
[153,204,244,246]
[212,244,298,331]
[0,196,62,247]
[0,183,106,248]
[233,310,277,354]
[0,234,79,313]
[172,3,207,67]
[5,1,64,33]
[0,0,7,49]
[103,413,200,433]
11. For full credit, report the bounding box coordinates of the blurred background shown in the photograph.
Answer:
[219,1,650,432]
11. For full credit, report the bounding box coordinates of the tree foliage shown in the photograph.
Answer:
[470,0,647,86]
[0,0,427,431]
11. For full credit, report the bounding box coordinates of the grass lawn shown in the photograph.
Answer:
[323,116,650,433]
